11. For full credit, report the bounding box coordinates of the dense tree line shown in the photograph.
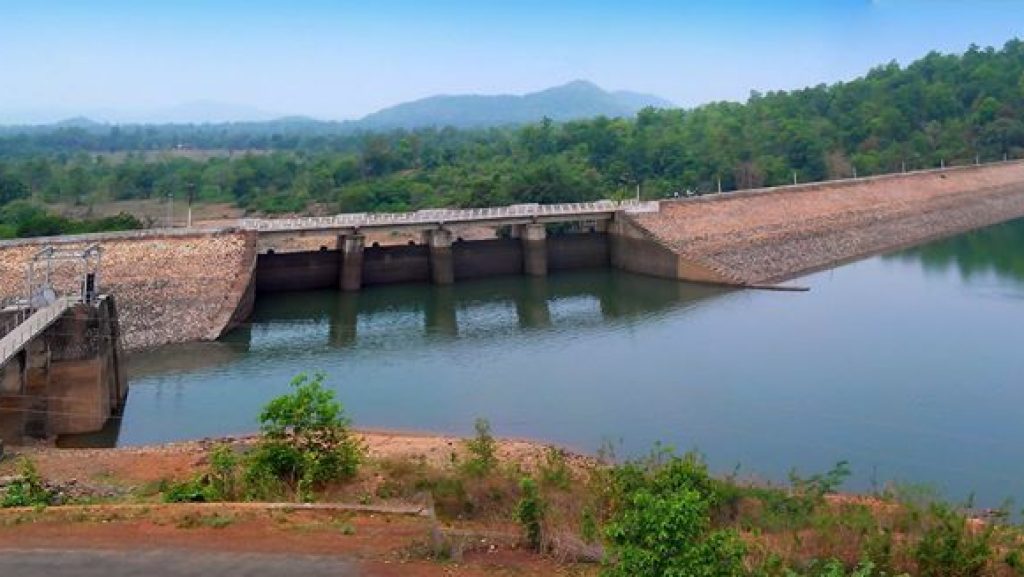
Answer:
[0,201,142,239]
[0,40,1022,221]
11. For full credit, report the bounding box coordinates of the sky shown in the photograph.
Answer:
[0,0,1021,123]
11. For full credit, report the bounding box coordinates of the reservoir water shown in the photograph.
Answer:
[99,219,1024,507]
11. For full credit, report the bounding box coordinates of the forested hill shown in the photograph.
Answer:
[1,40,1023,230]
[357,80,673,130]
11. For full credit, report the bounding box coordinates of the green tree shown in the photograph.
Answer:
[247,372,363,489]
[602,452,746,577]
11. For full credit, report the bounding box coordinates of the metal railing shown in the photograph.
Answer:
[0,296,74,368]
[240,199,659,232]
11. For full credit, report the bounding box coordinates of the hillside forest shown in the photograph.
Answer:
[1,41,1023,237]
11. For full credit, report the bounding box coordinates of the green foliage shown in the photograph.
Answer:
[515,476,546,551]
[161,477,210,503]
[602,450,747,577]
[580,506,598,544]
[4,41,1024,218]
[0,200,142,238]
[251,371,363,489]
[160,372,362,504]
[1,458,53,508]
[461,418,497,478]
[538,446,572,490]
[791,559,883,577]
[914,503,994,577]
[161,446,241,503]
[789,461,852,499]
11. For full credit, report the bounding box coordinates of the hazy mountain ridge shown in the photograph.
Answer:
[0,81,673,131]
[357,80,674,129]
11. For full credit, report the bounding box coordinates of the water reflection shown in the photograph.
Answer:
[885,217,1024,285]
[193,272,731,359]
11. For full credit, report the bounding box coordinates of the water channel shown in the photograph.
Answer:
[78,218,1024,508]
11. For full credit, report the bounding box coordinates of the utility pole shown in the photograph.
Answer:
[186,182,196,228]
[901,161,906,173]
[792,170,797,185]
[852,166,857,179]
[975,154,980,166]
[717,176,722,194]
[635,182,640,201]
[167,193,173,228]
[940,158,945,169]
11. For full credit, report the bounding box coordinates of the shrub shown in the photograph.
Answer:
[161,444,248,503]
[790,461,852,499]
[602,450,746,577]
[162,478,210,503]
[461,418,497,478]
[515,476,546,551]
[1,458,53,508]
[914,503,994,577]
[248,372,363,491]
[539,446,572,490]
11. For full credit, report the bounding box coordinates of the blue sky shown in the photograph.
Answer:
[0,0,1021,122]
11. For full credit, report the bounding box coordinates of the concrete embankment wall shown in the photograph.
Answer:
[254,234,610,292]
[0,296,127,442]
[626,161,1024,285]
[0,229,257,351]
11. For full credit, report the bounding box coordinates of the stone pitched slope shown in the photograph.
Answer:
[630,161,1024,285]
[0,229,256,351]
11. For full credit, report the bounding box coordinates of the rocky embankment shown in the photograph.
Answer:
[631,161,1024,284]
[0,229,256,350]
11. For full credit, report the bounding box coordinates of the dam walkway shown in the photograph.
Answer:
[240,199,659,234]
[0,296,74,368]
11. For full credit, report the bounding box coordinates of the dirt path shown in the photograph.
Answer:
[0,432,597,576]
[0,505,591,577]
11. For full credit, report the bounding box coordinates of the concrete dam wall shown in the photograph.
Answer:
[254,234,610,293]
[627,161,1024,285]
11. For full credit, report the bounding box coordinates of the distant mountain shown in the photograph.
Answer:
[0,81,673,131]
[139,100,283,124]
[611,90,675,111]
[52,116,104,129]
[354,80,675,130]
[0,101,285,126]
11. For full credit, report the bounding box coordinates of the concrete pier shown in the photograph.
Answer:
[521,224,547,277]
[427,229,454,285]
[338,234,365,292]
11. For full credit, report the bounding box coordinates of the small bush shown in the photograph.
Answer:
[461,418,497,478]
[539,446,572,490]
[161,478,209,503]
[1,459,52,508]
[914,503,994,577]
[161,444,242,503]
[249,372,364,492]
[602,450,747,577]
[515,476,546,551]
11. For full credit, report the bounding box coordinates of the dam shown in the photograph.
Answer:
[2,160,1024,354]
[1,160,1024,449]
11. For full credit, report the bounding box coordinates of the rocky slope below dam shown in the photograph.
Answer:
[0,229,256,351]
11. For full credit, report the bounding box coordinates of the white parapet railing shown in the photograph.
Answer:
[0,296,74,368]
[240,200,659,232]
